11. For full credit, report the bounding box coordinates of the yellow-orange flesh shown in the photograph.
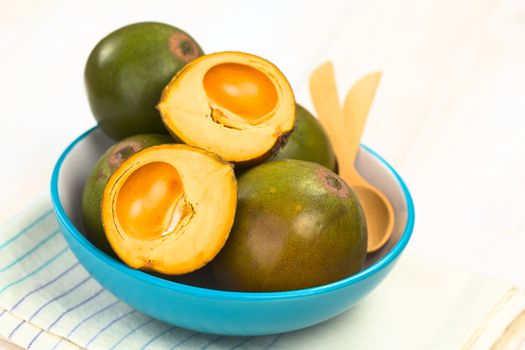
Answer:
[116,162,187,240]
[203,63,278,121]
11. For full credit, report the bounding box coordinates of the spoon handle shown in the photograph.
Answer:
[309,62,351,174]
[341,71,382,169]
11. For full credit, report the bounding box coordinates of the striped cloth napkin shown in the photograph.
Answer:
[1,196,525,350]
[0,198,282,350]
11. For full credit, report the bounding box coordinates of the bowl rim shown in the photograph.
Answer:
[51,126,415,301]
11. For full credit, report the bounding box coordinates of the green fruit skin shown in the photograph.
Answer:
[81,134,174,255]
[212,160,367,292]
[269,104,337,171]
[85,22,204,140]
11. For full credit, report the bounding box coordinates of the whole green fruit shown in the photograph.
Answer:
[269,104,336,171]
[85,22,204,140]
[212,160,367,292]
[81,134,174,254]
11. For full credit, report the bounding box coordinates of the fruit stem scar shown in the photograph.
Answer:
[179,41,191,55]
[326,176,342,190]
[107,141,142,170]
[317,168,350,198]
[169,32,200,63]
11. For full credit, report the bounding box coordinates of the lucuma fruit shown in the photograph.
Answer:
[157,51,295,164]
[101,144,237,275]
[212,160,367,292]
[269,104,336,171]
[82,134,174,255]
[85,22,204,140]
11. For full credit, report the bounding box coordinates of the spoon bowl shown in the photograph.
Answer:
[310,62,395,253]
[353,184,394,251]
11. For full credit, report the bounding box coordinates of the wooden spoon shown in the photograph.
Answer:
[309,62,394,253]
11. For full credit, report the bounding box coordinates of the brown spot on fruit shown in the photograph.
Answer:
[317,167,350,198]
[169,32,200,63]
[107,141,143,171]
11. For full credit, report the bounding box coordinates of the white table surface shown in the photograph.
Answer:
[1,0,524,348]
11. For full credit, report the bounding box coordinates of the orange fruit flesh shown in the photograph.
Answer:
[116,162,186,240]
[203,63,277,121]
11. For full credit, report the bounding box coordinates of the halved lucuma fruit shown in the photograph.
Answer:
[82,133,174,256]
[157,51,296,163]
[101,144,237,275]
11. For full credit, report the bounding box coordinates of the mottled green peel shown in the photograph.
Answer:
[85,22,204,140]
[212,160,367,292]
[269,104,336,171]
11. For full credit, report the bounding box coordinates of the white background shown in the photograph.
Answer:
[1,0,524,322]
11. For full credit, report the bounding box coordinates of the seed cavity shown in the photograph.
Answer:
[203,63,277,122]
[115,162,193,240]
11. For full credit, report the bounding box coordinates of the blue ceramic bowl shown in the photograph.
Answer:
[50,127,414,336]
